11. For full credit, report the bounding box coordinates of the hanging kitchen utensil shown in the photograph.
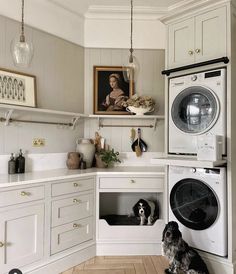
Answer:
[135,135,142,157]
[130,128,136,145]
[131,128,148,152]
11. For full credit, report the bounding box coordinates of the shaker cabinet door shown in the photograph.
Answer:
[195,6,227,62]
[0,204,44,273]
[168,18,195,68]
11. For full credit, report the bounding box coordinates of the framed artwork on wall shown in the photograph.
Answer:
[0,68,36,107]
[93,66,134,115]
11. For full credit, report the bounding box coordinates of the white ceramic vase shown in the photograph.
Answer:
[76,139,95,168]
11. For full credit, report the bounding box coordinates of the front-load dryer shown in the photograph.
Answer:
[168,166,227,256]
[168,68,226,155]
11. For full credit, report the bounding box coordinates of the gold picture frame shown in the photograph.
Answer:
[93,66,134,115]
[0,68,36,107]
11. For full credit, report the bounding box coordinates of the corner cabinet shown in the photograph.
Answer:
[168,6,227,68]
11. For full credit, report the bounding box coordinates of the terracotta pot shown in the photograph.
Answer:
[66,152,80,169]
[95,154,107,168]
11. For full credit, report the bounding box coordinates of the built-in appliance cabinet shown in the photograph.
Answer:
[96,174,165,255]
[0,186,45,273]
[168,6,227,69]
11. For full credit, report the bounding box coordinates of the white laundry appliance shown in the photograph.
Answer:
[168,166,227,257]
[168,68,226,155]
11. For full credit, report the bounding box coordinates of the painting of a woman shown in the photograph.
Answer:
[94,66,134,115]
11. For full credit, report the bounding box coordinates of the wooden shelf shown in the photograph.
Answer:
[89,114,165,119]
[0,103,87,118]
[150,156,227,168]
[0,104,164,129]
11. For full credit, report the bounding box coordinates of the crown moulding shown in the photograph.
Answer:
[160,0,231,23]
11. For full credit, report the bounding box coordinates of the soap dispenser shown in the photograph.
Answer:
[8,153,16,174]
[16,149,25,173]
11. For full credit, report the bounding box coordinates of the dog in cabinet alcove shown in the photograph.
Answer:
[132,199,159,225]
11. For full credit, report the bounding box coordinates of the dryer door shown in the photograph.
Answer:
[171,86,219,134]
[170,178,218,230]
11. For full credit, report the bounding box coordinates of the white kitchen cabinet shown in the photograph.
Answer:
[0,203,44,273]
[168,6,227,68]
[96,174,165,255]
[50,177,95,255]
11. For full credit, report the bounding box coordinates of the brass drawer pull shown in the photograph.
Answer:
[0,242,4,247]
[73,183,79,187]
[195,48,201,53]
[188,50,194,55]
[73,223,81,228]
[73,198,80,203]
[130,179,135,184]
[21,191,30,196]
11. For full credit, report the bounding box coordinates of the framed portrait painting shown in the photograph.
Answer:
[0,68,36,108]
[93,66,134,115]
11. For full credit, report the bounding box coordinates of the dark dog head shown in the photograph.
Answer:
[162,221,182,243]
[133,199,151,219]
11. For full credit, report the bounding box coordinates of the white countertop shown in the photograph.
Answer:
[0,166,165,188]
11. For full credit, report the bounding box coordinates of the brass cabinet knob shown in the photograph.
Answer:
[73,198,80,203]
[130,179,135,184]
[73,223,81,228]
[188,50,194,55]
[73,182,79,187]
[21,191,30,196]
[0,242,4,247]
[195,48,201,53]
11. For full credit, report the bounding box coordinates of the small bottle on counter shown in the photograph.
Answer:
[79,158,87,169]
[8,153,16,174]
[15,149,25,173]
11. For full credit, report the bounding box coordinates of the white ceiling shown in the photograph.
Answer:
[48,0,185,17]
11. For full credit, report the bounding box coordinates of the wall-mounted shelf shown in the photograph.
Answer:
[89,114,165,130]
[150,156,227,168]
[0,104,165,130]
[0,104,87,129]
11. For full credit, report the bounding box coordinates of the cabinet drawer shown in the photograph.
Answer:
[0,186,44,207]
[51,177,94,197]
[99,177,163,190]
[52,193,93,227]
[51,217,93,255]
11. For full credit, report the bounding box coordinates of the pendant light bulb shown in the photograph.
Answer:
[11,0,34,67]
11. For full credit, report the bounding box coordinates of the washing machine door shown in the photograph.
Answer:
[170,178,218,230]
[171,86,219,134]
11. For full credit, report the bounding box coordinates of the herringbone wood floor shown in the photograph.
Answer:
[61,256,169,274]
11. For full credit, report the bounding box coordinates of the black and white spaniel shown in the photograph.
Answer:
[132,199,157,225]
[162,221,209,274]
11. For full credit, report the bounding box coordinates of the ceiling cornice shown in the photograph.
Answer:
[85,5,168,20]
[47,0,85,19]
[161,0,230,23]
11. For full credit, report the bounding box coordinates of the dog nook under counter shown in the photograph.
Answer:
[96,174,165,255]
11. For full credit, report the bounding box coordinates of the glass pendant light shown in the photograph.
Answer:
[11,0,34,67]
[123,0,139,83]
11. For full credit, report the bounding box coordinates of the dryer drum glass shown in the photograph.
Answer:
[170,178,218,230]
[171,86,218,134]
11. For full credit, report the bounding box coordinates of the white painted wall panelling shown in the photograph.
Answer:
[0,15,84,156]
[84,48,165,153]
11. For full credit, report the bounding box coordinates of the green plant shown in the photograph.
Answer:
[99,149,121,167]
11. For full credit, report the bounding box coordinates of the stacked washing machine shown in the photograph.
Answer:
[168,68,227,257]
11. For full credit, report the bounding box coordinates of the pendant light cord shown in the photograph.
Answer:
[129,0,134,62]
[20,0,25,42]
